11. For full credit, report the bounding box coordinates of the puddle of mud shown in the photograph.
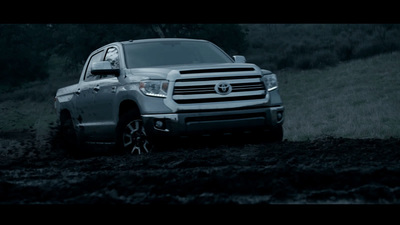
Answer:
[1,129,400,204]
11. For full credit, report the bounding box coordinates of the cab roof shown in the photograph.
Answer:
[120,38,209,45]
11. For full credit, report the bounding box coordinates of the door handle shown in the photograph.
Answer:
[75,88,81,95]
[93,85,100,92]
[111,86,116,93]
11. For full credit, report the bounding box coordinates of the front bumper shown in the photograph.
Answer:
[142,106,284,137]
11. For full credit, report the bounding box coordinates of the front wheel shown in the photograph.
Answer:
[267,125,284,143]
[251,125,283,143]
[116,110,153,155]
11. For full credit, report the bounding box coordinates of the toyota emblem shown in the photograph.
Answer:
[215,82,232,95]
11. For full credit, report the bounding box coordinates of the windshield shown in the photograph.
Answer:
[123,40,233,68]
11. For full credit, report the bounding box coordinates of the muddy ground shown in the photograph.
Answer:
[1,126,400,207]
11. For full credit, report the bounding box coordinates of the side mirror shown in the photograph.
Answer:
[91,61,120,76]
[233,55,246,63]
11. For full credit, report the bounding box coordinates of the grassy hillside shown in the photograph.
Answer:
[0,55,81,149]
[243,24,400,71]
[1,52,399,145]
[278,51,400,141]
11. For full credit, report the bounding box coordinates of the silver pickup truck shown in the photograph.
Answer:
[54,38,284,155]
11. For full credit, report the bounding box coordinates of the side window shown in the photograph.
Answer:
[101,47,120,79]
[84,50,104,81]
[105,47,119,69]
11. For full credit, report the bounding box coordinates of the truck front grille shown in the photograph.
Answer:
[174,82,265,95]
[172,71,266,104]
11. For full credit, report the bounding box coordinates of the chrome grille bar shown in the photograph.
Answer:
[171,67,266,105]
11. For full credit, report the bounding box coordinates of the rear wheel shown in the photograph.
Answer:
[116,110,153,155]
[59,115,83,157]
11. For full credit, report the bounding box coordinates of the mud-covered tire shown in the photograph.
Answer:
[251,125,283,143]
[116,110,153,155]
[59,117,84,157]
[267,125,284,143]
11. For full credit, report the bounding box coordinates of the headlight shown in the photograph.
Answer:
[139,80,169,98]
[261,70,278,91]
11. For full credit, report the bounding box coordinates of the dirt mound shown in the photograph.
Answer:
[1,126,400,204]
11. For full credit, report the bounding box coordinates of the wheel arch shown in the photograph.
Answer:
[59,109,72,125]
[119,99,140,119]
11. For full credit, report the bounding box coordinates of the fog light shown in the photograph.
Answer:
[277,112,283,121]
[155,120,164,129]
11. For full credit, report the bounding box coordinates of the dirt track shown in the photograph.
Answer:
[1,125,400,205]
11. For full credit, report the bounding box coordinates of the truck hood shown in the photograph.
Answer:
[123,63,261,82]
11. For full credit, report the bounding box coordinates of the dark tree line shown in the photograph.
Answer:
[1,24,400,87]
[0,24,51,86]
[244,24,400,70]
[0,24,248,87]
